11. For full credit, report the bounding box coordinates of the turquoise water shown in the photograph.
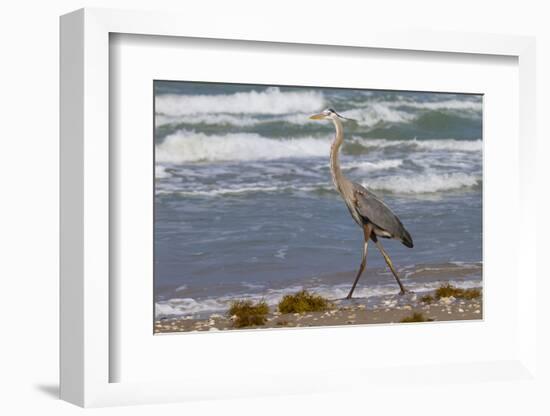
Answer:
[154,82,482,319]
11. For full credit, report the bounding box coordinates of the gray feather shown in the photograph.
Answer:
[352,182,413,248]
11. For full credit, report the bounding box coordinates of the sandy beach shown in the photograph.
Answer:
[154,288,482,333]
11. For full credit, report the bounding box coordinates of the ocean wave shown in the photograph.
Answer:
[155,94,480,129]
[344,159,403,172]
[156,113,260,127]
[155,108,405,128]
[394,99,482,112]
[156,86,325,116]
[365,172,481,194]
[156,130,481,163]
[355,137,482,152]
[156,130,331,163]
[299,104,480,129]
[341,105,415,125]
[277,105,415,126]
[155,165,171,178]
[157,112,318,127]
[156,170,480,197]
[156,184,289,197]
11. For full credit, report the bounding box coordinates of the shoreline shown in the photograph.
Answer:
[154,289,483,333]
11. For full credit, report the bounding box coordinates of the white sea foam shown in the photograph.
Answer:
[155,95,480,128]
[342,105,415,126]
[395,99,482,112]
[413,139,482,152]
[156,130,331,163]
[157,168,480,196]
[355,137,482,152]
[156,297,228,317]
[274,246,288,260]
[344,159,403,172]
[364,172,480,194]
[156,87,325,116]
[155,279,481,318]
[157,130,481,164]
[327,99,481,127]
[157,184,285,197]
[155,165,171,178]
[352,98,482,112]
[156,113,260,127]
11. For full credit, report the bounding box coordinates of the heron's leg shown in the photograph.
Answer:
[346,224,372,300]
[373,238,409,295]
[346,240,368,299]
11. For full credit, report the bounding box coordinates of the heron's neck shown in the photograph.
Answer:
[329,118,346,193]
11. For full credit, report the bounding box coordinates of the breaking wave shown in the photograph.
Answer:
[156,130,481,163]
[344,159,403,172]
[355,137,482,152]
[156,171,480,197]
[341,105,415,125]
[155,101,480,129]
[365,172,481,194]
[156,131,331,163]
[156,86,325,116]
[394,99,482,111]
[156,113,260,127]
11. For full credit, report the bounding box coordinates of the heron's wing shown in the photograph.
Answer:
[352,182,413,248]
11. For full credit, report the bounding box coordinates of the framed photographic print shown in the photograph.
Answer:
[60,8,538,408]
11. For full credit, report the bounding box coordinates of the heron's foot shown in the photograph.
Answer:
[345,294,353,300]
[398,289,414,296]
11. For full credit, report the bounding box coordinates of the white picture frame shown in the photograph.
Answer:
[60,8,538,408]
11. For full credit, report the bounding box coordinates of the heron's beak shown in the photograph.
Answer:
[309,113,325,120]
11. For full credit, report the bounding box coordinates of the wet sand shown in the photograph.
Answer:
[154,290,482,333]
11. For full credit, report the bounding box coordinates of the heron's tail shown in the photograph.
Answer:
[401,229,414,248]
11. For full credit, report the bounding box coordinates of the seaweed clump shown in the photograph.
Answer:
[400,312,434,323]
[228,300,269,328]
[420,294,435,304]
[278,290,332,314]
[434,284,481,300]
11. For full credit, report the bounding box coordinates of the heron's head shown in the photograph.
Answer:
[309,108,349,121]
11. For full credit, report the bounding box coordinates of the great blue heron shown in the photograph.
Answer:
[310,108,413,299]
